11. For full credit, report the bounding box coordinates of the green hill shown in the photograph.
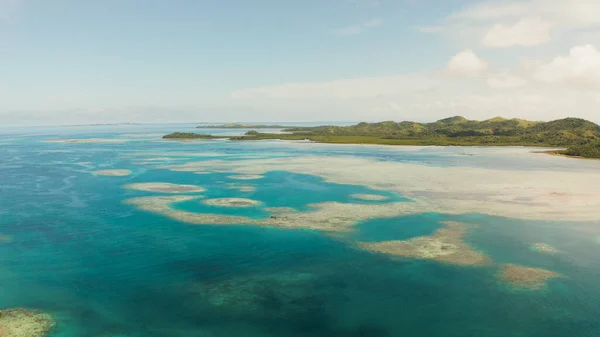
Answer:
[165,117,600,158]
[282,117,599,148]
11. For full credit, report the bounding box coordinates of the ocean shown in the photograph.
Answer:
[1,124,599,337]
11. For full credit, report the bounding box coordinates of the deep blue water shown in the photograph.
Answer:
[1,125,600,337]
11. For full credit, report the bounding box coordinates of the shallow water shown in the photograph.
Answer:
[1,125,600,336]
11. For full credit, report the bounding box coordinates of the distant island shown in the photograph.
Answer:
[196,123,302,129]
[162,132,222,139]
[164,116,600,159]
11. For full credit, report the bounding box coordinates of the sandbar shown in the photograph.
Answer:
[530,243,560,254]
[227,174,264,180]
[94,169,132,177]
[351,194,390,201]
[359,221,490,266]
[0,308,55,337]
[124,182,205,193]
[203,198,262,208]
[497,264,561,289]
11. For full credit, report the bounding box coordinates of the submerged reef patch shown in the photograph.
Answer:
[351,194,390,201]
[203,198,262,208]
[94,169,132,177]
[124,182,205,193]
[530,243,560,254]
[359,221,490,266]
[0,234,13,244]
[0,308,55,337]
[188,271,320,317]
[498,264,561,289]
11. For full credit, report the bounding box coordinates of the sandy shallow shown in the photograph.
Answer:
[0,308,55,337]
[43,138,128,143]
[158,155,600,222]
[227,175,264,181]
[94,169,132,177]
[125,196,254,225]
[351,194,390,201]
[203,198,262,208]
[530,243,560,254]
[264,207,296,213]
[497,264,561,289]
[226,183,256,192]
[125,195,432,231]
[124,182,205,193]
[359,221,490,266]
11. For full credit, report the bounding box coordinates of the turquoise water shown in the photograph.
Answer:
[1,126,600,336]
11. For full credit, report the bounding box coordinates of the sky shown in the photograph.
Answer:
[1,0,600,126]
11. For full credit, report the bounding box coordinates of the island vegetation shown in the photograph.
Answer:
[557,141,600,159]
[162,132,223,139]
[166,117,600,159]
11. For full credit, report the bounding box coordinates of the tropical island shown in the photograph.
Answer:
[196,123,302,129]
[164,116,600,159]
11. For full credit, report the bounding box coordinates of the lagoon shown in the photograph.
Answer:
[1,125,600,336]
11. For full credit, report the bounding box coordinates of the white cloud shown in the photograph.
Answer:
[531,44,600,88]
[333,18,384,36]
[445,50,489,76]
[482,17,551,48]
[450,0,600,28]
[487,74,527,88]
[449,1,529,21]
[426,0,600,48]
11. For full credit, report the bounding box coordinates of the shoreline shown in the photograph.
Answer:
[533,150,600,161]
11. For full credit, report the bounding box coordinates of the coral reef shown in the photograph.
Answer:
[351,194,389,201]
[124,182,205,193]
[226,183,256,192]
[203,198,262,208]
[94,169,132,177]
[158,155,600,221]
[125,196,255,225]
[189,271,320,318]
[0,308,55,337]
[126,197,427,231]
[498,264,561,289]
[359,222,490,266]
[530,243,560,254]
[264,207,296,213]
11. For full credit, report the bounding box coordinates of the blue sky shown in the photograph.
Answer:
[1,0,600,126]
